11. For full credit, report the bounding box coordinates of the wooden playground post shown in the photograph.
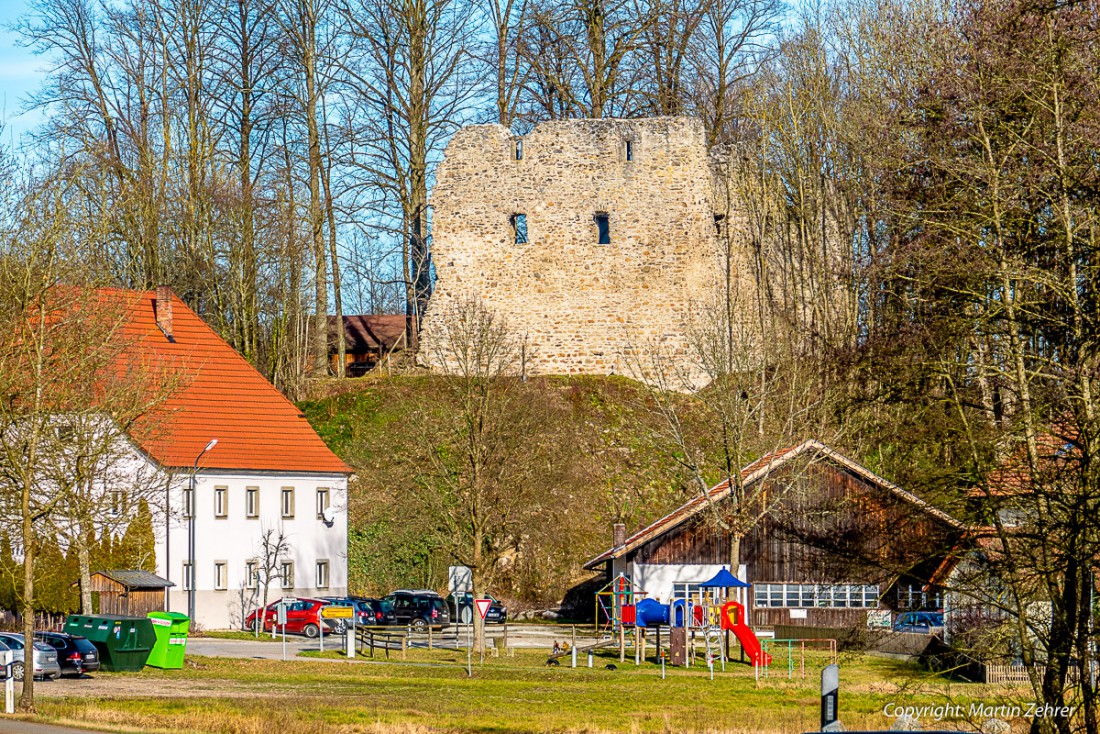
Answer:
[619,623,625,662]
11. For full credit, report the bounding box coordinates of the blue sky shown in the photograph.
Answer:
[0,0,45,145]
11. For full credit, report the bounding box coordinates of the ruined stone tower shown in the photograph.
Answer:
[420,116,730,385]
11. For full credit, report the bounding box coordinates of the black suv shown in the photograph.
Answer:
[383,590,450,630]
[34,632,100,677]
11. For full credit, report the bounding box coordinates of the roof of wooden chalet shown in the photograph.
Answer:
[328,315,407,354]
[583,439,963,570]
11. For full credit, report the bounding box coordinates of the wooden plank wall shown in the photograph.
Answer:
[628,457,959,623]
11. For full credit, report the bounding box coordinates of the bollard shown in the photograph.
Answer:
[588,651,593,668]
[571,646,577,668]
[3,650,11,714]
[662,657,666,680]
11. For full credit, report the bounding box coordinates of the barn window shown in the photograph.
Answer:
[672,582,703,600]
[754,583,879,608]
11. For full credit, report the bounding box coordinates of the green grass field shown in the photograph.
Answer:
[29,648,1021,734]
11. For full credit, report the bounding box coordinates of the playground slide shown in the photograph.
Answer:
[721,601,773,667]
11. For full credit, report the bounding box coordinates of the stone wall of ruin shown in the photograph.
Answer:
[420,116,751,387]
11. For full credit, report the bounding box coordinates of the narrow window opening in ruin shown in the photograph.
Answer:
[515,139,523,160]
[595,213,610,244]
[625,140,633,161]
[714,213,725,235]
[512,213,528,244]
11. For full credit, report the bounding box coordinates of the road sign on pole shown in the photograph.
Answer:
[475,598,492,620]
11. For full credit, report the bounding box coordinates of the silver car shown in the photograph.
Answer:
[0,633,60,681]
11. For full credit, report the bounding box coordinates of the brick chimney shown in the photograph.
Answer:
[613,523,626,548]
[155,286,174,341]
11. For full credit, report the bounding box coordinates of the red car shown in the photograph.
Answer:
[244,598,328,638]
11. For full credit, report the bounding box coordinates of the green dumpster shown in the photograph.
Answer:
[146,612,190,669]
[63,614,156,671]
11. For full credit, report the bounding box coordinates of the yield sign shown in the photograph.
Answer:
[474,598,492,620]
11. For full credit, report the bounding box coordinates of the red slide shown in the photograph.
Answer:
[720,601,772,667]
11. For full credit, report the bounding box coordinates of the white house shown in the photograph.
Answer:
[106,287,351,630]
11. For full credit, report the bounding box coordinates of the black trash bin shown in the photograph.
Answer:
[63,614,156,671]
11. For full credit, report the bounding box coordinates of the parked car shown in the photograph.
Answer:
[447,592,507,625]
[243,598,328,638]
[383,590,450,631]
[34,632,100,677]
[0,633,61,680]
[319,596,396,631]
[893,611,944,634]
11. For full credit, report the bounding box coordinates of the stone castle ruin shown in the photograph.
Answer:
[420,116,754,387]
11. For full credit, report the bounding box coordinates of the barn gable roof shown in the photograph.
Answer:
[583,439,963,570]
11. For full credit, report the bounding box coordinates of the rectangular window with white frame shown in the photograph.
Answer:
[315,560,329,589]
[182,562,193,591]
[752,583,880,609]
[281,488,295,519]
[246,487,259,518]
[280,561,294,589]
[315,488,330,519]
[214,486,228,518]
[214,561,227,590]
[245,560,259,590]
[184,489,194,518]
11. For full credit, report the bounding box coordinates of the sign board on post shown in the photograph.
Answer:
[276,602,288,626]
[449,566,472,595]
[821,664,840,731]
[475,598,492,620]
[321,606,355,619]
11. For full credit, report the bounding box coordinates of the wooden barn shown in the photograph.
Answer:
[87,570,173,616]
[585,440,965,628]
[328,315,407,376]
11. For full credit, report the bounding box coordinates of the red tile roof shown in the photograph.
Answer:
[583,439,962,569]
[108,288,350,474]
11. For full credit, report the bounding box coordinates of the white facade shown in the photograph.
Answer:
[629,563,749,605]
[153,466,348,630]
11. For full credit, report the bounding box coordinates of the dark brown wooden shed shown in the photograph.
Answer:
[585,440,966,629]
[86,570,174,616]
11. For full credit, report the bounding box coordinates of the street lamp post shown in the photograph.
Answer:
[188,439,218,623]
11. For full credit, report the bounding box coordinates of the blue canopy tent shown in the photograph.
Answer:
[698,567,750,607]
[700,567,750,588]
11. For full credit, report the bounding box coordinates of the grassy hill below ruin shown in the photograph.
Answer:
[300,374,710,609]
